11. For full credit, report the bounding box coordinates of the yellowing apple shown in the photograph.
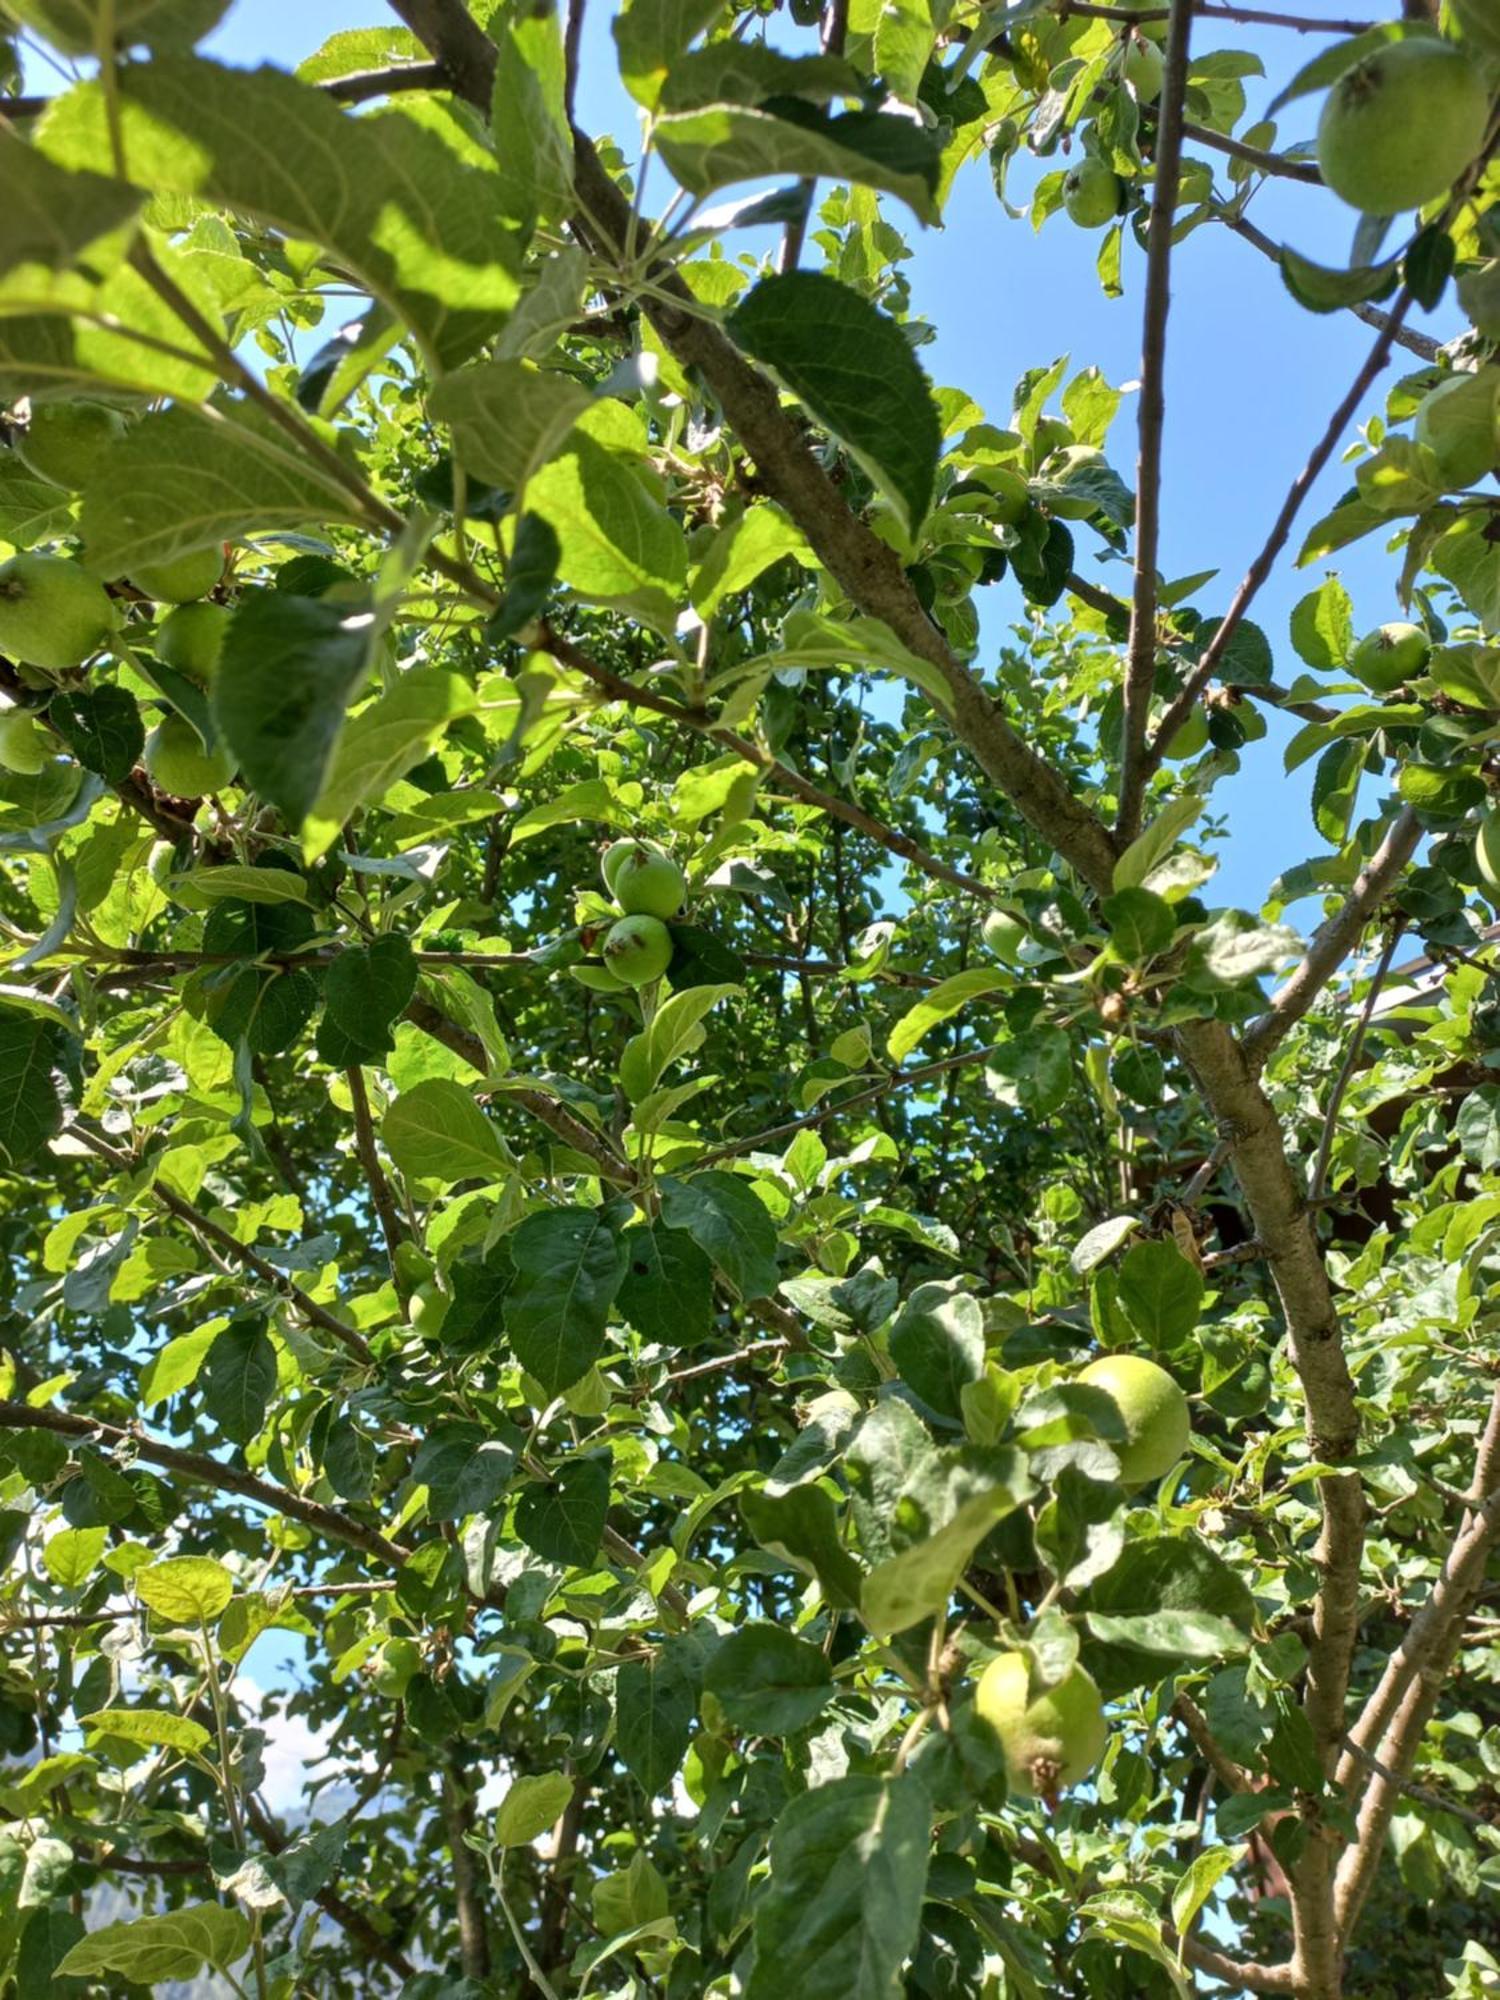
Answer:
[975,1652,1107,1801]
[1079,1353,1191,1485]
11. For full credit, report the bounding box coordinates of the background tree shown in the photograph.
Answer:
[0,1,1498,1997]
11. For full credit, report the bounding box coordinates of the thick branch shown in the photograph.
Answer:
[1146,297,1412,773]
[1244,808,1421,1069]
[69,1126,375,1365]
[1117,0,1195,841]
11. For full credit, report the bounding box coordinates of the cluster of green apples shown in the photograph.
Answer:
[0,399,236,797]
[970,1351,1189,1801]
[1059,22,1164,229]
[592,839,688,988]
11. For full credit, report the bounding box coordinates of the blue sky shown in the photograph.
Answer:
[200,1,1452,917]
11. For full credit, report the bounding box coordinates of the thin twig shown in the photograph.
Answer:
[1225,215,1443,362]
[1183,118,1322,184]
[1308,922,1405,1201]
[346,1066,410,1305]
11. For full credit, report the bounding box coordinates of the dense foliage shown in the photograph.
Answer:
[0,1,1498,1996]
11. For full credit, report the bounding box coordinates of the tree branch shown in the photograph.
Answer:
[1307,919,1405,1201]
[1243,808,1421,1069]
[346,1065,410,1306]
[1145,296,1412,773]
[1117,0,1195,841]
[69,1125,375,1365]
[1183,118,1322,184]
[1226,215,1443,361]
[1058,0,1375,27]
[243,1792,418,1981]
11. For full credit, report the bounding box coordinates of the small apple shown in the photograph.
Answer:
[16,400,127,490]
[143,713,234,796]
[156,601,230,685]
[982,909,1028,962]
[602,913,673,986]
[1079,1352,1191,1485]
[0,709,49,775]
[986,467,1031,526]
[407,1280,449,1341]
[1063,157,1125,229]
[974,1652,1107,1801]
[1317,41,1488,216]
[1163,708,1209,760]
[129,546,225,604]
[601,836,666,898]
[1349,621,1430,694]
[370,1635,421,1699]
[0,553,116,670]
[1123,32,1163,103]
[613,844,687,919]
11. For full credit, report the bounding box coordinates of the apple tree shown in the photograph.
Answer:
[0,1,1498,1996]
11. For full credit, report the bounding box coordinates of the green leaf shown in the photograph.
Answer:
[527,406,689,629]
[411,1421,516,1521]
[614,0,725,105]
[382,1078,509,1185]
[860,1446,1028,1637]
[1171,1844,1244,1943]
[213,592,377,826]
[494,1769,574,1846]
[1267,21,1414,114]
[1102,887,1176,963]
[741,1483,863,1609]
[203,1318,276,1444]
[55,1904,250,1984]
[1086,1607,1251,1663]
[616,1642,699,1795]
[47,686,143,784]
[1280,244,1400,316]
[42,58,521,367]
[889,1281,985,1419]
[80,403,361,579]
[1082,1533,1255,1695]
[1312,738,1364,846]
[504,1204,628,1393]
[140,1325,218,1407]
[616,1220,715,1346]
[317,935,417,1065]
[43,1524,107,1587]
[8,0,230,55]
[80,1708,213,1755]
[1071,1215,1140,1275]
[1112,793,1204,892]
[0,123,142,297]
[659,1171,779,1300]
[658,101,942,226]
[885,968,1006,1064]
[303,666,477,863]
[691,505,811,617]
[1116,1240,1204,1348]
[745,1774,929,2000]
[620,982,739,1103]
[0,455,75,549]
[728,274,942,533]
[135,1555,234,1624]
[1290,575,1353,671]
[430,359,592,494]
[515,1454,610,1565]
[705,1623,834,1734]
[0,1006,64,1167]
[490,0,574,233]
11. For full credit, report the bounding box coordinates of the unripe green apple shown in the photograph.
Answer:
[407,1280,449,1341]
[1475,808,1500,893]
[1349,621,1430,693]
[0,709,49,775]
[144,713,234,796]
[156,601,229,684]
[602,913,673,986]
[1163,708,1209,760]
[982,909,1028,962]
[1079,1352,1191,1485]
[1123,32,1163,102]
[1317,41,1488,216]
[370,1635,421,1699]
[129,546,225,604]
[601,836,666,898]
[16,400,127,490]
[974,1652,1107,1801]
[613,844,687,919]
[1063,157,1125,228]
[0,553,116,670]
[1413,370,1498,491]
[986,466,1031,525]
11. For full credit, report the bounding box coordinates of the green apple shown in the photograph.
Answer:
[982,909,1028,962]
[407,1280,449,1341]
[156,601,230,684]
[1349,621,1430,693]
[1163,708,1209,760]
[370,1636,421,1699]
[0,709,49,774]
[975,1652,1107,1801]
[1317,41,1489,216]
[16,400,127,490]
[1063,157,1125,228]
[129,546,225,604]
[602,913,673,987]
[613,844,687,919]
[1123,32,1163,103]
[1475,808,1500,893]
[1413,370,1498,491]
[144,713,234,796]
[1079,1353,1191,1485]
[601,836,666,898]
[986,466,1031,525]
[0,553,116,670]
